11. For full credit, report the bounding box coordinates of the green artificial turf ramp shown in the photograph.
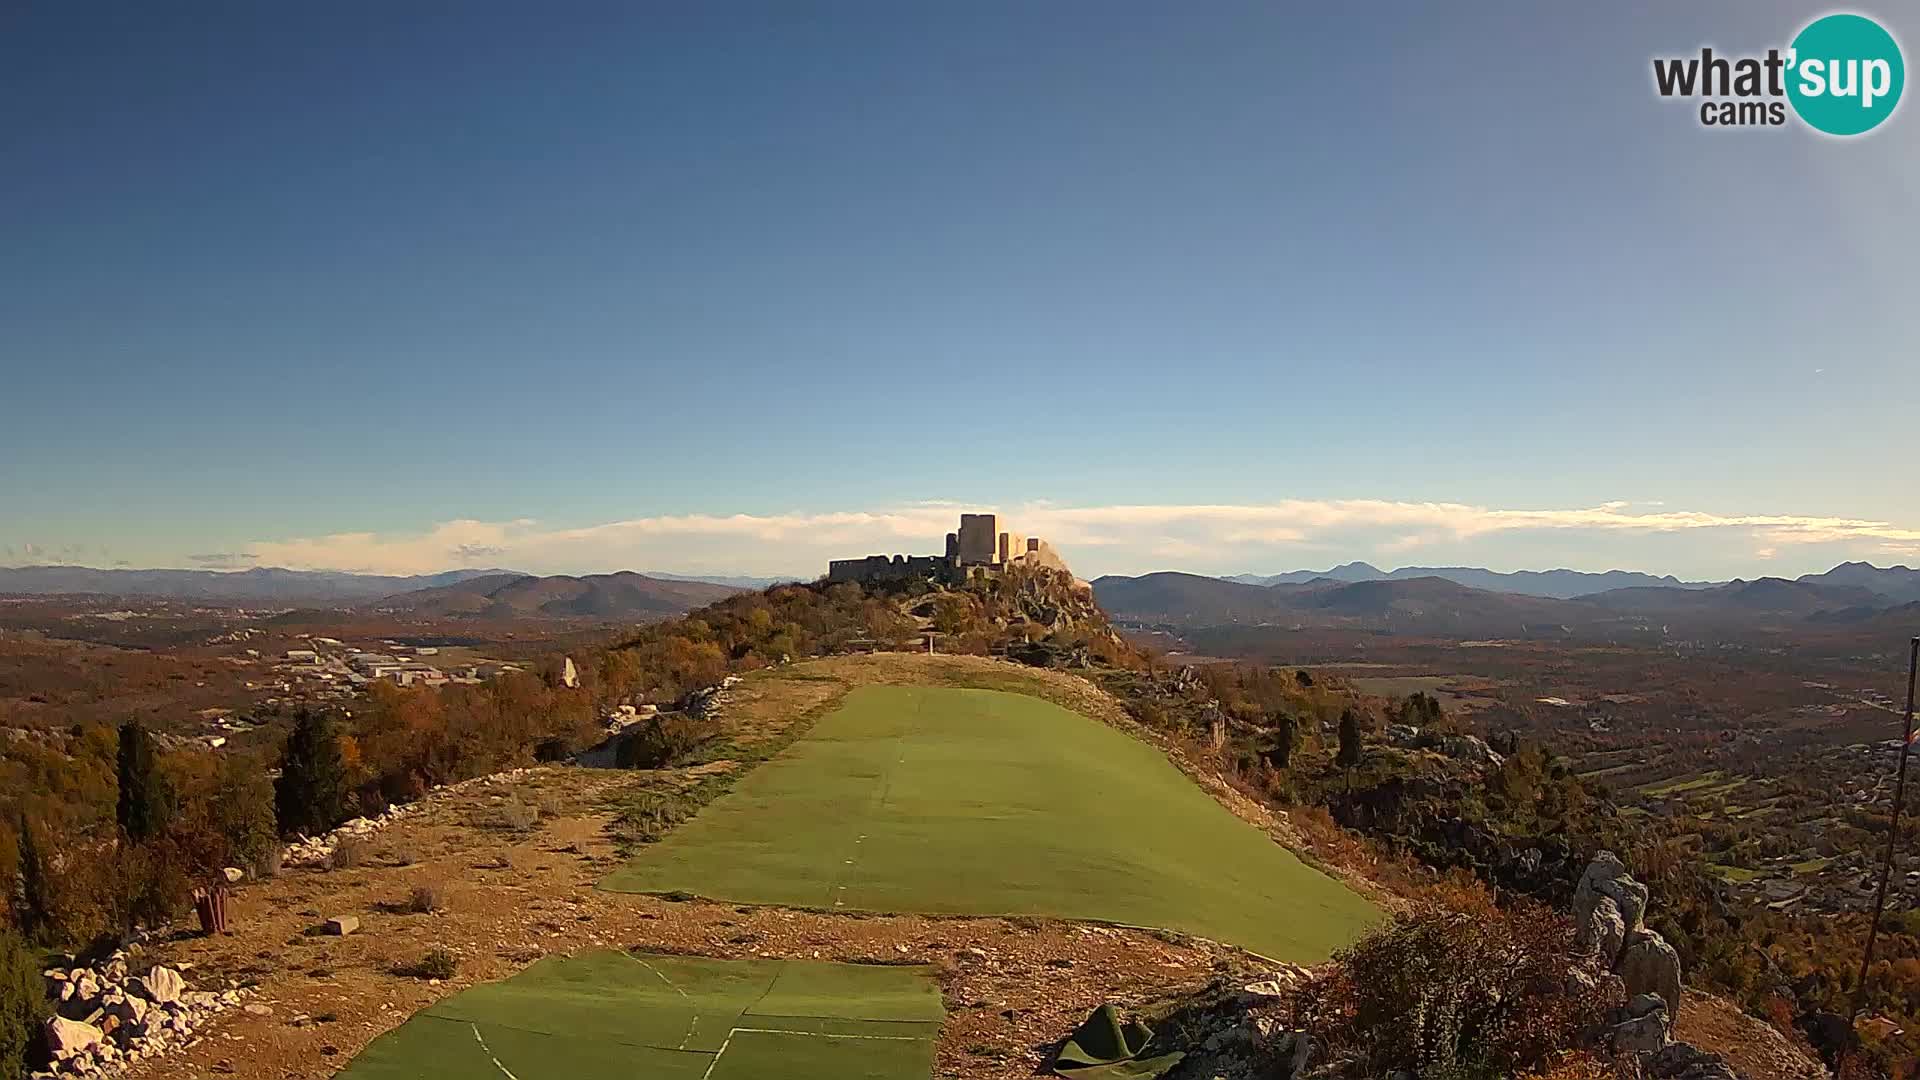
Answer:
[335,951,942,1080]
[602,685,1379,961]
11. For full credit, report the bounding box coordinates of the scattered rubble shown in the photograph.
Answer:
[34,952,256,1079]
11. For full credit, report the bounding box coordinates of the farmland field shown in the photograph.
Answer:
[337,951,942,1080]
[602,685,1379,962]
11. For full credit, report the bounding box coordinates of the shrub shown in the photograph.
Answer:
[613,714,718,770]
[1293,900,1614,1079]
[611,790,696,847]
[397,946,457,980]
[405,884,443,914]
[0,928,47,1079]
[276,710,349,839]
[497,798,537,833]
[328,837,366,870]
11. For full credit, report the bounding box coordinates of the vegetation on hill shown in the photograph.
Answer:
[2,561,1909,1075]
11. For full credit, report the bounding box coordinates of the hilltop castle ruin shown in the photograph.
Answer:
[826,513,1069,585]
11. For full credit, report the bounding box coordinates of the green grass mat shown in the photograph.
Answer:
[603,685,1379,962]
[335,952,941,1080]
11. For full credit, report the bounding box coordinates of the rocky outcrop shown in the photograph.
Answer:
[1617,931,1684,1022]
[1575,850,1649,940]
[1570,851,1745,1080]
[1383,724,1505,768]
[1573,850,1682,1022]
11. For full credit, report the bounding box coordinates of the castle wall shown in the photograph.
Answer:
[826,514,1069,583]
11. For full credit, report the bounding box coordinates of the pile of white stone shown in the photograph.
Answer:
[35,954,255,1079]
[281,802,415,867]
[678,674,744,719]
[281,766,543,867]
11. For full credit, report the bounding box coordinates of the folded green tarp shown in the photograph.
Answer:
[1052,1004,1185,1079]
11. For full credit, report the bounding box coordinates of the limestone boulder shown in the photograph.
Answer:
[1578,893,1628,966]
[135,966,185,1005]
[45,1016,104,1055]
[1575,850,1649,937]
[1612,1008,1671,1056]
[1617,930,1684,1020]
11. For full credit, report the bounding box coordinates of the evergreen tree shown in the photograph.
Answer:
[1268,714,1296,770]
[1,927,48,1080]
[275,710,349,839]
[116,720,173,843]
[13,813,49,944]
[1336,708,1363,769]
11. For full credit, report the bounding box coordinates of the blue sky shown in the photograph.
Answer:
[3,2,1915,580]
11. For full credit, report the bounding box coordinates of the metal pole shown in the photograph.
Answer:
[1851,636,1920,1020]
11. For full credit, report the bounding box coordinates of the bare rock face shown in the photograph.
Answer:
[1617,930,1684,1020]
[1578,893,1628,967]
[1575,850,1649,941]
[45,1016,104,1055]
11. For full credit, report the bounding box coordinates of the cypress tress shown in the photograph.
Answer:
[116,720,173,843]
[275,709,349,839]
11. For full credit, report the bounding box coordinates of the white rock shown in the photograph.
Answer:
[136,966,185,1005]
[45,1016,104,1054]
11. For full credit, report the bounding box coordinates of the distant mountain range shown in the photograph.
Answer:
[1095,561,1920,638]
[372,571,741,619]
[0,565,516,604]
[0,564,769,607]
[1794,562,1920,604]
[1224,562,1716,599]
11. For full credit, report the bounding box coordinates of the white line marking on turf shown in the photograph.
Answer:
[621,951,694,998]
[470,1024,523,1080]
[729,1027,922,1040]
[700,1026,927,1080]
[619,952,702,1048]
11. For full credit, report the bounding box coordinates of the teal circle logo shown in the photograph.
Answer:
[1787,13,1904,135]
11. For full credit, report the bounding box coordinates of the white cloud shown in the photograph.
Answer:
[223,498,1920,579]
